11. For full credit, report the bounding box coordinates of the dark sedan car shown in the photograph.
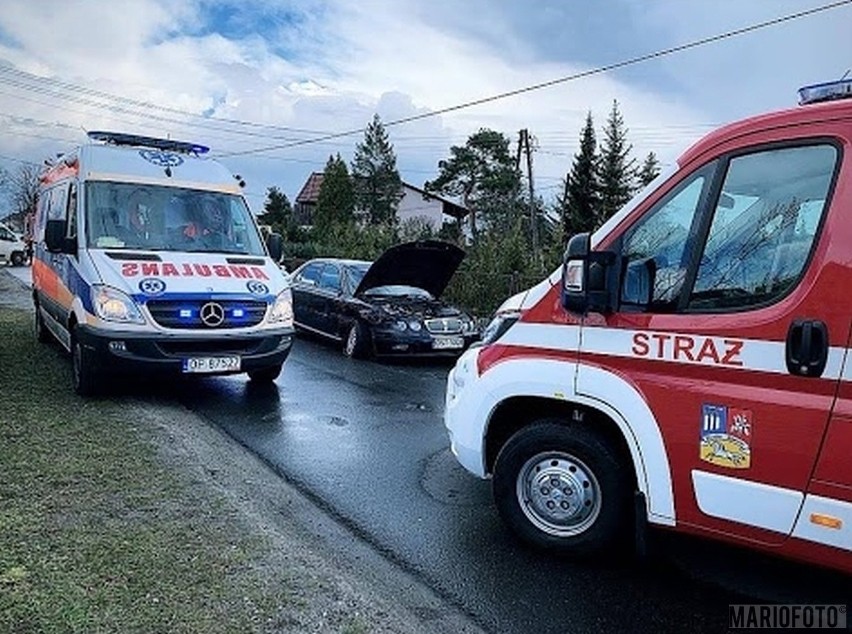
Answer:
[290,240,479,358]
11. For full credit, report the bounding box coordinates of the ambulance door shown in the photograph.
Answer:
[38,184,73,332]
[577,141,843,546]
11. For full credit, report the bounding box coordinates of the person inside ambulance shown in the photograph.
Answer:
[183,195,234,251]
[122,188,153,247]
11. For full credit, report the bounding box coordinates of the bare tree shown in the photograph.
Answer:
[10,163,41,217]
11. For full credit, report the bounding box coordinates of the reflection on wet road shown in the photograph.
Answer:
[177,336,849,634]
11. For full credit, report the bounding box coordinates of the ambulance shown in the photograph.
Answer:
[32,131,294,396]
[445,79,852,574]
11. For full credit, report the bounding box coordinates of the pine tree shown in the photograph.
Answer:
[598,100,637,223]
[314,154,355,236]
[351,114,403,226]
[425,128,521,242]
[561,112,600,239]
[637,151,661,189]
[257,186,294,238]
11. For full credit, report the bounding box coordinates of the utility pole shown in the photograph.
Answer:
[518,129,538,258]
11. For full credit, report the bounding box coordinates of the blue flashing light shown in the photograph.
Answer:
[798,79,852,106]
[87,131,210,155]
[179,308,193,319]
[232,308,245,318]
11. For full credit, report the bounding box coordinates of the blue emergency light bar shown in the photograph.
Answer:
[798,79,852,106]
[87,131,210,155]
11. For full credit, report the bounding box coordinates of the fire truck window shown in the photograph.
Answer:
[690,144,836,311]
[621,168,711,309]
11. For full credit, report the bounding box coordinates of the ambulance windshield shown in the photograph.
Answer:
[85,182,267,256]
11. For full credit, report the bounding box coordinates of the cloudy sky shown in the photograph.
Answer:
[0,0,850,214]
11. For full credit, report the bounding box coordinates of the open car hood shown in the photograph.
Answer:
[354,240,465,298]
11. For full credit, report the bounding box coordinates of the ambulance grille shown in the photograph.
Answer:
[146,299,268,329]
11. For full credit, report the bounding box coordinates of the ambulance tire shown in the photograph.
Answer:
[493,420,631,558]
[34,302,50,344]
[248,364,282,384]
[72,328,100,397]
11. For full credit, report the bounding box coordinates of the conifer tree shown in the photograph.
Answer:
[314,154,355,236]
[637,151,661,189]
[598,100,637,223]
[257,186,294,238]
[351,114,403,226]
[561,112,600,238]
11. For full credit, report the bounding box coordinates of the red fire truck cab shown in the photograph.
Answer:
[445,80,852,574]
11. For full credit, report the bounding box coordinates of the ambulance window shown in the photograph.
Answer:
[621,165,713,309]
[690,144,837,311]
[66,184,78,239]
[48,187,67,222]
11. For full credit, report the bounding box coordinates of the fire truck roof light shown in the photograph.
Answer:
[798,79,852,106]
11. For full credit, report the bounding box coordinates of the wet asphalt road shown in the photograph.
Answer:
[177,335,850,634]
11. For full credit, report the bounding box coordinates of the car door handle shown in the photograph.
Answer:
[785,319,828,378]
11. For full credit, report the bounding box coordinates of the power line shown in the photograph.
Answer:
[221,0,852,158]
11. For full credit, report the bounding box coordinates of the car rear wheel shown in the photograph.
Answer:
[343,321,370,359]
[11,251,24,266]
[492,420,631,558]
[248,364,282,384]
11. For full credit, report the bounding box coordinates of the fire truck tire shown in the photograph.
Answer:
[493,420,631,557]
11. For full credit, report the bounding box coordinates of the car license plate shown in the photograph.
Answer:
[432,336,464,350]
[182,356,241,374]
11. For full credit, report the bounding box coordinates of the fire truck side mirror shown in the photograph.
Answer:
[562,233,617,315]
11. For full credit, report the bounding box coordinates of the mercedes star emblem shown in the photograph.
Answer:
[200,302,225,327]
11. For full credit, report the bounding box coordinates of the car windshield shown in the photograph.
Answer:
[84,182,266,256]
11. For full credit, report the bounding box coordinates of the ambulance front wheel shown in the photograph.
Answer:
[72,328,100,397]
[492,420,631,557]
[248,363,283,384]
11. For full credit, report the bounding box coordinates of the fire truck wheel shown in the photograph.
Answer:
[493,420,631,557]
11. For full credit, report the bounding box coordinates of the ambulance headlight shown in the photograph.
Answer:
[92,285,145,324]
[269,289,293,326]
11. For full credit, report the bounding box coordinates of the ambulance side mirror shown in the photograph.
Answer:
[266,232,283,263]
[44,219,76,256]
[561,232,617,315]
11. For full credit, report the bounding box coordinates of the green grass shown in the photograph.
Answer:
[0,308,293,633]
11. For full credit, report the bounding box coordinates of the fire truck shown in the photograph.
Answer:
[445,79,852,574]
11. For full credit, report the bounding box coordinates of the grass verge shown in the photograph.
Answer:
[0,307,294,634]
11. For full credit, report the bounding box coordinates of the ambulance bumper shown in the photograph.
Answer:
[75,323,294,378]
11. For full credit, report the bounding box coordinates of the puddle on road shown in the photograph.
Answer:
[420,448,489,506]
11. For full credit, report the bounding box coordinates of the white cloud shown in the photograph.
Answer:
[0,0,849,213]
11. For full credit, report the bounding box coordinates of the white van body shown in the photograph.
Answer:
[32,132,294,395]
[0,222,27,266]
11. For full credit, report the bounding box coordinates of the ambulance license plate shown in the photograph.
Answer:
[432,336,464,350]
[182,356,241,374]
